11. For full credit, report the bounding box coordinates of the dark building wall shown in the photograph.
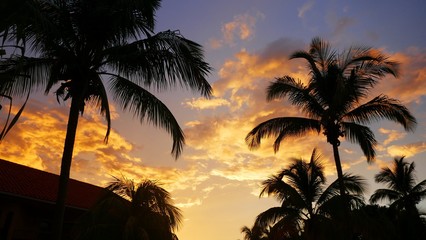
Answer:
[0,194,86,240]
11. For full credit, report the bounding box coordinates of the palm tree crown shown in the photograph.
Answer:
[370,157,426,213]
[77,177,182,240]
[254,149,366,239]
[246,37,416,195]
[1,0,212,157]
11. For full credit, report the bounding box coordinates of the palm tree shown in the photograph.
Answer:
[0,0,211,238]
[241,225,272,240]
[255,149,366,240]
[370,157,426,240]
[246,37,416,195]
[76,177,182,240]
[370,156,426,213]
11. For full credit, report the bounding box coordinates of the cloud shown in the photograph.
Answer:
[209,12,264,48]
[183,97,230,110]
[386,142,426,158]
[373,47,426,104]
[298,1,315,18]
[183,36,426,189]
[0,98,211,194]
[183,38,350,185]
[378,128,407,145]
[332,17,355,36]
[208,38,223,49]
[324,7,356,41]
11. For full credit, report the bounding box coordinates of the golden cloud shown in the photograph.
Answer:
[374,47,426,103]
[0,98,211,194]
[182,43,356,186]
[183,97,230,110]
[386,142,426,158]
[378,128,407,145]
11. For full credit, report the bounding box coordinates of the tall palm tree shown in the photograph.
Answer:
[76,177,182,240]
[255,149,366,240]
[370,156,426,214]
[246,37,416,195]
[0,0,211,238]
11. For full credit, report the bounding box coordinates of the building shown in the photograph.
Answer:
[0,159,105,240]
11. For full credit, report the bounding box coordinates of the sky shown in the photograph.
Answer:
[1,1,426,240]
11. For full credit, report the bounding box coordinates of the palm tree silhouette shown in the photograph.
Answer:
[246,37,416,195]
[370,157,426,240]
[0,0,211,238]
[76,177,181,240]
[370,156,426,214]
[254,149,366,240]
[241,225,272,240]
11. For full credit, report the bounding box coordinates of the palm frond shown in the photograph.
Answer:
[369,188,401,204]
[267,76,324,118]
[109,75,184,158]
[375,157,416,192]
[260,175,302,205]
[0,91,29,141]
[105,30,212,97]
[411,179,426,196]
[341,174,367,195]
[339,45,398,80]
[283,156,325,206]
[308,37,336,67]
[344,95,417,132]
[341,122,377,162]
[83,75,112,142]
[245,117,321,152]
[255,207,299,229]
[134,180,182,230]
[0,55,52,97]
[290,50,322,79]
[318,173,366,209]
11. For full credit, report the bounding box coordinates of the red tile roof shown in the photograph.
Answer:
[0,159,104,210]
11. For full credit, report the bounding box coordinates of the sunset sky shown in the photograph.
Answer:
[1,1,426,240]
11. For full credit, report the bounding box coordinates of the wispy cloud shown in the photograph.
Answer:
[386,142,426,158]
[378,128,407,145]
[184,97,230,110]
[374,47,426,103]
[209,12,264,48]
[298,0,315,18]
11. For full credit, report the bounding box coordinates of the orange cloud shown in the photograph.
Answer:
[182,41,363,185]
[0,98,210,194]
[386,142,426,158]
[208,12,264,48]
[184,97,230,110]
[378,128,407,145]
[373,47,426,103]
[183,38,422,192]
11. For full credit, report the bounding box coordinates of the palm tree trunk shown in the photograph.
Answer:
[332,143,345,196]
[51,95,81,240]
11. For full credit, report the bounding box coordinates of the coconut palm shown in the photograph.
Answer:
[0,0,211,238]
[370,157,426,213]
[246,37,416,195]
[76,177,181,240]
[255,149,366,240]
[370,157,426,240]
